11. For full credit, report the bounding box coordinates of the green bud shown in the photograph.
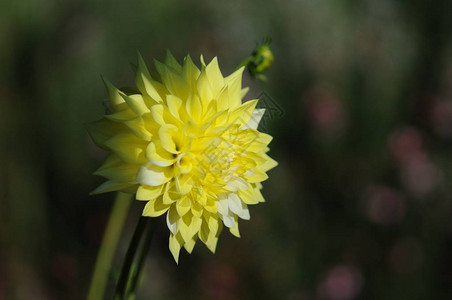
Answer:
[238,38,274,81]
[251,43,274,74]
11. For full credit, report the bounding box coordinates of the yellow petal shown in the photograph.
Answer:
[245,169,268,183]
[179,212,202,243]
[145,141,176,167]
[105,108,136,122]
[94,155,140,182]
[228,99,258,126]
[135,52,164,103]
[183,238,197,254]
[224,66,245,108]
[150,104,165,125]
[136,184,164,201]
[205,57,224,97]
[120,93,150,116]
[186,94,203,123]
[155,59,190,100]
[216,86,230,112]
[101,76,126,112]
[191,201,203,218]
[229,215,240,238]
[207,213,219,234]
[169,233,183,263]
[182,55,201,91]
[247,132,273,153]
[123,116,152,141]
[142,196,170,217]
[225,177,249,192]
[90,180,136,195]
[166,95,183,119]
[197,68,213,107]
[104,133,147,164]
[242,108,265,130]
[136,163,173,186]
[240,87,249,99]
[86,118,126,150]
[163,184,180,205]
[199,220,209,243]
[204,197,217,214]
[166,204,180,234]
[175,174,193,195]
[257,153,278,172]
[176,154,192,174]
[205,233,219,253]
[164,49,183,74]
[238,187,260,205]
[159,124,180,154]
[176,196,192,216]
[202,99,218,121]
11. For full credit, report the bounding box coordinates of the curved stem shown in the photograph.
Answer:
[114,216,151,300]
[236,56,252,71]
[125,218,156,299]
[87,192,133,300]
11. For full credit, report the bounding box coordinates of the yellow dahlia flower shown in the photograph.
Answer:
[88,51,277,262]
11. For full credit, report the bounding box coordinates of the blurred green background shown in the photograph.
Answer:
[1,0,452,299]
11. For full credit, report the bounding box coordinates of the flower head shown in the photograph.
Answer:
[88,51,277,262]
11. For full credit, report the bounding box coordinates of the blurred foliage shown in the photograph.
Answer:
[1,0,452,299]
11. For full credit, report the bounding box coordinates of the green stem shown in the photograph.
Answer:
[114,216,151,300]
[236,56,252,71]
[87,192,133,300]
[125,218,156,299]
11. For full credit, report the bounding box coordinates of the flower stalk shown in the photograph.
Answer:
[125,217,156,299]
[114,216,154,300]
[87,192,133,300]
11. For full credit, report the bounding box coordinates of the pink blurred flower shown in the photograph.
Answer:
[389,127,423,166]
[400,156,441,195]
[199,262,238,300]
[366,186,404,225]
[305,84,347,138]
[317,264,363,300]
[388,127,441,195]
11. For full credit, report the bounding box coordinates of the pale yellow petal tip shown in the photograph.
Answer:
[169,234,183,264]
[165,49,183,72]
[207,244,217,254]
[230,226,241,238]
[89,188,101,196]
[171,250,180,264]
[199,54,207,67]
[136,50,145,65]
[240,87,250,100]
[183,238,197,254]
[235,66,246,74]
[100,76,117,97]
[153,58,166,76]
[100,74,112,89]
[205,237,219,253]
[89,181,114,195]
[170,249,180,264]
[90,181,135,195]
